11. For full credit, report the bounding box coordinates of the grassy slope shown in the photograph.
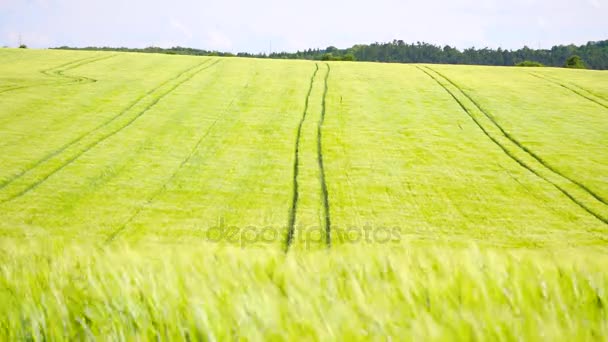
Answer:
[431,65,608,204]
[325,62,605,246]
[0,49,607,340]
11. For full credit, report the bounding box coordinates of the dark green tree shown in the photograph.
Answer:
[564,55,586,69]
[325,46,338,54]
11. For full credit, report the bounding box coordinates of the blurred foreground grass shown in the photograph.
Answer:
[1,240,606,340]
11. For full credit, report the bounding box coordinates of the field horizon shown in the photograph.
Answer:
[0,47,607,340]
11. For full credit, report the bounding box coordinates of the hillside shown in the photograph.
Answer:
[0,48,607,339]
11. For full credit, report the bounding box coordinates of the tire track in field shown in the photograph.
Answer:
[573,85,608,102]
[0,58,214,191]
[106,73,255,243]
[528,72,608,110]
[0,54,115,95]
[318,63,332,247]
[40,54,115,84]
[0,59,221,204]
[0,55,97,94]
[416,66,608,225]
[285,64,319,250]
[428,66,608,206]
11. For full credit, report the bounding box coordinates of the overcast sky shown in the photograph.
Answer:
[1,0,606,53]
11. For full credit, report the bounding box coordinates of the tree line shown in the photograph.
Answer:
[53,39,608,70]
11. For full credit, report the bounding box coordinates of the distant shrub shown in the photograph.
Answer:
[516,60,544,67]
[321,53,355,62]
[564,55,586,69]
[342,53,356,61]
[321,53,333,61]
[18,44,27,49]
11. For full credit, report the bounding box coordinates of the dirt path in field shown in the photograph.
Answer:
[0,54,115,95]
[417,65,608,226]
[528,72,608,110]
[0,59,221,204]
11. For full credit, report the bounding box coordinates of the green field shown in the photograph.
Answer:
[0,48,607,340]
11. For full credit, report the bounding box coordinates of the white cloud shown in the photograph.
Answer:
[0,0,606,51]
[204,29,232,51]
[169,18,192,40]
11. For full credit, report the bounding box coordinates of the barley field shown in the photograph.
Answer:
[0,48,607,340]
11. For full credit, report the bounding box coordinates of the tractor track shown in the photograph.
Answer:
[426,66,608,207]
[417,66,608,225]
[528,72,608,110]
[0,56,96,94]
[0,59,221,204]
[40,54,116,84]
[572,85,608,102]
[0,54,115,95]
[318,64,332,247]
[285,63,319,250]
[106,71,256,243]
[0,58,215,191]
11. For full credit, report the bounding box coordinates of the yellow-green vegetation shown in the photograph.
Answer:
[0,48,607,340]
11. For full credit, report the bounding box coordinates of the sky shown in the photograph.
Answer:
[0,0,606,53]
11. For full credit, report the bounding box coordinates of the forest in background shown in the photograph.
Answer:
[52,39,608,69]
